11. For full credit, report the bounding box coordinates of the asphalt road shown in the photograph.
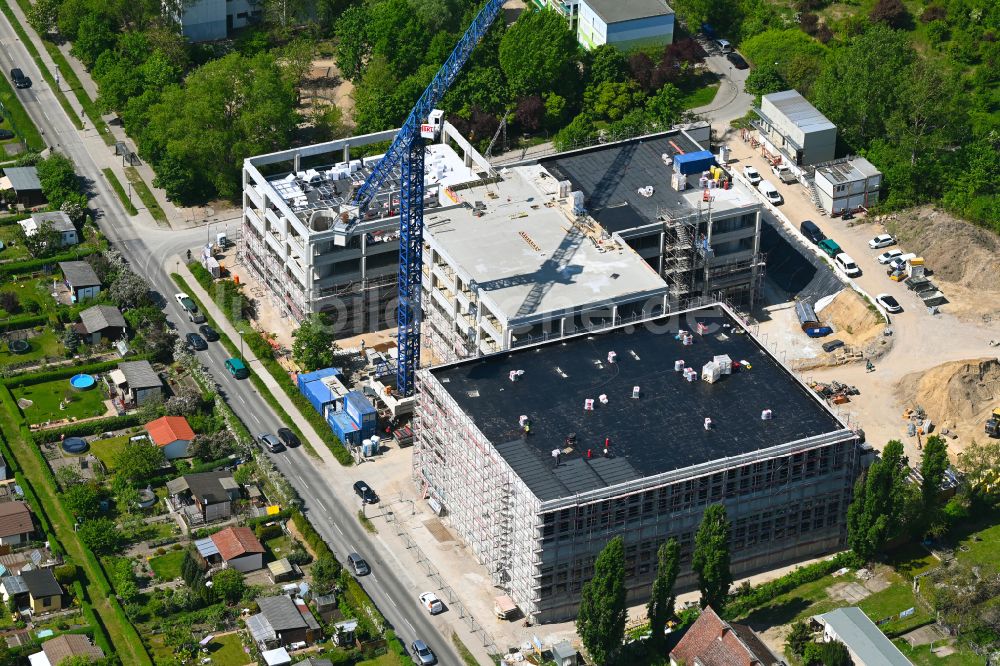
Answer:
[0,17,463,665]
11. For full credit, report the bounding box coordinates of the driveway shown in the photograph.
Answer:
[690,37,754,136]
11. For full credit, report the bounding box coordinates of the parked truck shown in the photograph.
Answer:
[771,164,797,184]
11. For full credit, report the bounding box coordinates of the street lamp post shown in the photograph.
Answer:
[238,330,244,362]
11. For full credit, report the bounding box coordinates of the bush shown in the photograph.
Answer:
[54,563,79,584]
[291,510,334,560]
[0,245,100,279]
[254,523,283,541]
[32,413,147,443]
[155,547,166,556]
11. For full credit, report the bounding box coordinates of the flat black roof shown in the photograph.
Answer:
[429,305,845,501]
[542,133,704,233]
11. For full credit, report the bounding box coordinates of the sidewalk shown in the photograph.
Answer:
[172,256,341,471]
[3,0,188,229]
[173,256,498,664]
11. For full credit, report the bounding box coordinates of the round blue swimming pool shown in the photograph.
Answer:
[69,374,96,390]
[62,437,89,454]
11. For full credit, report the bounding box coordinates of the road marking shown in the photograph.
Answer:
[334,524,343,535]
[404,619,414,633]
[370,574,378,584]
[387,595,397,607]
[239,395,248,404]
[349,543,358,553]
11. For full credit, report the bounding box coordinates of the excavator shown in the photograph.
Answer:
[986,407,1000,438]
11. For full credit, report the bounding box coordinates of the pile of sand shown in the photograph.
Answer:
[896,358,1000,440]
[883,206,1000,292]
[819,289,884,348]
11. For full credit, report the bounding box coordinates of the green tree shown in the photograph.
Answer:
[310,553,341,594]
[576,536,627,665]
[19,220,63,259]
[109,271,152,309]
[645,83,683,126]
[136,51,299,203]
[646,538,680,651]
[211,567,245,604]
[114,439,166,483]
[543,92,568,130]
[78,517,123,554]
[740,29,828,96]
[587,44,628,88]
[671,0,743,38]
[499,9,579,98]
[27,0,61,35]
[847,440,910,560]
[918,435,949,533]
[785,619,812,656]
[743,63,786,97]
[585,81,645,122]
[334,4,371,81]
[36,153,85,210]
[886,58,966,168]
[803,638,851,666]
[692,504,732,611]
[70,13,116,68]
[553,113,595,151]
[292,313,338,371]
[813,24,914,148]
[55,655,97,666]
[956,438,1000,504]
[62,483,102,520]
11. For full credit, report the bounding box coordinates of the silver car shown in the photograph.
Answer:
[410,640,437,665]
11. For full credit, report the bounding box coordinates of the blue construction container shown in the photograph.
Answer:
[674,150,715,175]
[328,411,361,446]
[345,391,377,440]
[297,368,341,414]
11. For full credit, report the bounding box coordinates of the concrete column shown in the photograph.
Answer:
[343,144,350,162]
[293,152,300,174]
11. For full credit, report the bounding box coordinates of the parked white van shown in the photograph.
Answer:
[757,180,782,205]
[834,253,862,277]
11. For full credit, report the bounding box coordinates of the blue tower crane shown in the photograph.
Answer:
[352,0,505,397]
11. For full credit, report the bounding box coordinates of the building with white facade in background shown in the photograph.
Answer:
[170,0,261,42]
[576,0,675,51]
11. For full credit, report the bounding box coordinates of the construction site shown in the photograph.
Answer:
[239,120,766,351]
[413,302,870,623]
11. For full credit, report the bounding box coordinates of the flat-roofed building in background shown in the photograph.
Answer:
[414,303,868,622]
[814,157,882,216]
[577,0,675,51]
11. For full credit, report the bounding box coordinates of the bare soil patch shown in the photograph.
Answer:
[895,358,1000,445]
[818,289,884,348]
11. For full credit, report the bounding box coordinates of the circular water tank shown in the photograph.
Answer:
[62,437,89,454]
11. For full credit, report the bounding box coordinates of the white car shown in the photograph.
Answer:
[419,592,443,615]
[742,165,762,185]
[868,234,897,249]
[757,180,782,205]
[834,253,861,277]
[876,249,904,264]
[875,293,902,313]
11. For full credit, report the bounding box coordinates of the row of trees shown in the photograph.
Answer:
[847,436,952,561]
[576,504,733,664]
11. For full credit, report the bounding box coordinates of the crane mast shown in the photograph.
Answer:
[351,0,505,397]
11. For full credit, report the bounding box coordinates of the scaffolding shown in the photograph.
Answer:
[660,205,707,302]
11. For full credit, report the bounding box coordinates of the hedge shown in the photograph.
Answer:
[0,213,30,226]
[3,356,149,388]
[32,413,146,443]
[186,456,238,475]
[0,313,47,332]
[255,523,283,541]
[0,245,100,279]
[724,551,862,619]
[291,510,335,560]
[77,583,113,656]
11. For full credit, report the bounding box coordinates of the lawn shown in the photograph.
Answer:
[0,328,63,369]
[264,534,292,561]
[148,550,185,581]
[13,378,109,423]
[204,632,251,666]
[0,225,30,262]
[680,81,721,110]
[0,58,44,151]
[90,434,130,471]
[953,516,1000,568]
[0,276,60,317]
[357,653,408,666]
[736,569,856,627]
[856,573,931,636]
[893,639,984,666]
